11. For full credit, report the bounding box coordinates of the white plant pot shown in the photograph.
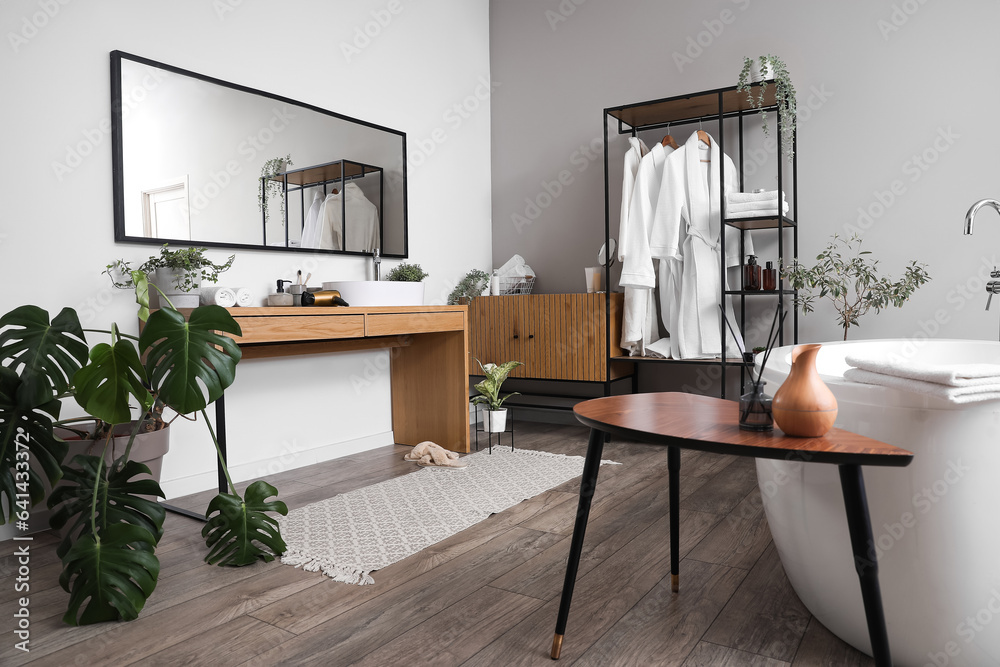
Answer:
[152,268,200,309]
[485,408,507,433]
[750,61,774,83]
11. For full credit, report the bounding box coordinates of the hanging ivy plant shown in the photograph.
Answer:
[259,154,293,227]
[736,55,797,161]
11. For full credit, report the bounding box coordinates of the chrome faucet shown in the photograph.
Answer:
[372,248,381,281]
[964,199,1000,235]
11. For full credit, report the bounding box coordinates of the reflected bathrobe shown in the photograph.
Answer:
[618,143,674,356]
[621,131,749,359]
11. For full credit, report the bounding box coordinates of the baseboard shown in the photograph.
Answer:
[160,430,396,499]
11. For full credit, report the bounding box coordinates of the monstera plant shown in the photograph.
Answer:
[0,270,286,625]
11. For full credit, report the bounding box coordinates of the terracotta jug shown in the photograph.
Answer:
[772,344,838,437]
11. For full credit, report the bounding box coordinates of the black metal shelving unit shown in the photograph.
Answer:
[602,82,798,398]
[261,158,384,250]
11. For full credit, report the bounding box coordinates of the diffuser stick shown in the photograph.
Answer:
[718,304,746,356]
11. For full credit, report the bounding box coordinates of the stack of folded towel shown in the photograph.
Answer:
[844,354,1000,404]
[726,190,789,218]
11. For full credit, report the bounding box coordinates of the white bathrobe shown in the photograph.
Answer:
[621,141,677,357]
[651,131,748,359]
[308,183,380,252]
[299,190,325,248]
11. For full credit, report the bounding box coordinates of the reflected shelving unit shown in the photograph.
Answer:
[602,81,798,398]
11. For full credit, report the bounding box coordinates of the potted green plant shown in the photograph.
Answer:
[259,154,293,228]
[379,260,429,306]
[447,269,490,305]
[782,233,931,340]
[737,55,797,160]
[0,270,286,626]
[470,359,523,433]
[107,244,235,309]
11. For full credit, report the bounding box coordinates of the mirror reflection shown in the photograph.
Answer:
[112,51,407,256]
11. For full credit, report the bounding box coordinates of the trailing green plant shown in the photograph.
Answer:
[782,233,931,341]
[470,359,523,411]
[447,269,490,305]
[385,261,429,282]
[106,244,235,293]
[0,270,286,626]
[737,55,797,161]
[259,154,293,227]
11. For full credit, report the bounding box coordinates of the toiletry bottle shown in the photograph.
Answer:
[762,261,777,291]
[491,270,500,296]
[743,255,761,291]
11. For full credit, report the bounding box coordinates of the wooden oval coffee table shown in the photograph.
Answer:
[551,392,913,667]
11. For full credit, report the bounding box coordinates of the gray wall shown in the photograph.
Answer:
[490,0,1000,359]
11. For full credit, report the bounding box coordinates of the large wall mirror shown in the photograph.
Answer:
[111,50,408,257]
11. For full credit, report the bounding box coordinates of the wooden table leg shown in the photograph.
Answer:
[551,427,606,660]
[668,445,680,593]
[838,464,893,667]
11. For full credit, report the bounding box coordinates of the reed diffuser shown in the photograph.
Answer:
[723,303,785,431]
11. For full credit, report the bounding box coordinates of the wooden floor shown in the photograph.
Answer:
[1,422,875,666]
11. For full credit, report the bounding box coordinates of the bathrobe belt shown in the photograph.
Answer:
[685,224,719,252]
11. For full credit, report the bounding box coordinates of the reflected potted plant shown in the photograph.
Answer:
[470,359,523,433]
[107,244,235,309]
[259,154,293,228]
[0,270,286,626]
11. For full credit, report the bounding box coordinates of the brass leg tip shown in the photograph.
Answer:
[551,634,564,660]
[671,574,679,593]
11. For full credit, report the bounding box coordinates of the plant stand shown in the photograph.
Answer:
[474,404,515,454]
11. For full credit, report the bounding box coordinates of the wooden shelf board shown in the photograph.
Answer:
[725,215,795,230]
[607,83,778,129]
[268,160,378,186]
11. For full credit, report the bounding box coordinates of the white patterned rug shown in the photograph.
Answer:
[279,447,619,585]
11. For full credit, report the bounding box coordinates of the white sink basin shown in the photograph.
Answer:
[322,281,424,307]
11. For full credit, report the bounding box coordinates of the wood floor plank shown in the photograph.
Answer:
[136,616,295,667]
[244,528,561,666]
[702,542,811,662]
[791,617,875,666]
[349,585,544,667]
[686,486,771,570]
[573,559,746,667]
[682,641,792,666]
[681,456,759,515]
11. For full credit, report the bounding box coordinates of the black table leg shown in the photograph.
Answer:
[839,464,893,667]
[551,427,606,660]
[160,395,229,523]
[668,444,680,593]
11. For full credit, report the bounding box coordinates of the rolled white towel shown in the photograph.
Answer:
[844,368,1000,404]
[726,200,790,215]
[845,354,1000,388]
[234,287,255,307]
[727,190,786,204]
[200,286,237,307]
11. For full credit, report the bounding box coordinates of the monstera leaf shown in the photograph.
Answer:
[132,270,150,323]
[73,334,151,426]
[138,306,242,415]
[0,305,88,409]
[58,522,160,625]
[48,454,165,559]
[202,480,288,566]
[0,367,67,522]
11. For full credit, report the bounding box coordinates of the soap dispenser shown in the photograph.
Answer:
[743,255,761,291]
[268,279,293,306]
[762,261,777,291]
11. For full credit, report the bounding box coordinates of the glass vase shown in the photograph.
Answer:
[739,381,773,431]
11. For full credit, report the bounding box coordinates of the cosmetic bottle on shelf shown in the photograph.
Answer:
[762,261,777,291]
[743,255,761,291]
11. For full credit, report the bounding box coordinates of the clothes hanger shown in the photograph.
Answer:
[696,120,711,162]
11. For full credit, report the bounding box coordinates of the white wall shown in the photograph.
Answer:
[489,0,1000,356]
[0,0,492,500]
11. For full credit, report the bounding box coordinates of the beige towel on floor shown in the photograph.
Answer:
[403,441,469,468]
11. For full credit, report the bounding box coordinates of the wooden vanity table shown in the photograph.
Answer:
[225,305,470,453]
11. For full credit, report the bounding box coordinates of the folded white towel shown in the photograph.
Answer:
[234,287,255,307]
[845,354,1000,388]
[844,368,1000,404]
[727,209,789,219]
[727,190,786,204]
[200,286,237,307]
[726,201,790,215]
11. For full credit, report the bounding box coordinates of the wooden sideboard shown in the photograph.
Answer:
[468,293,631,383]
[224,305,470,452]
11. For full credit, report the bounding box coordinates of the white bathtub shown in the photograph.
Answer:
[758,339,1000,667]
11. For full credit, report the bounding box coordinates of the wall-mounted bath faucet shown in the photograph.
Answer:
[987,268,1000,311]
[964,199,1000,235]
